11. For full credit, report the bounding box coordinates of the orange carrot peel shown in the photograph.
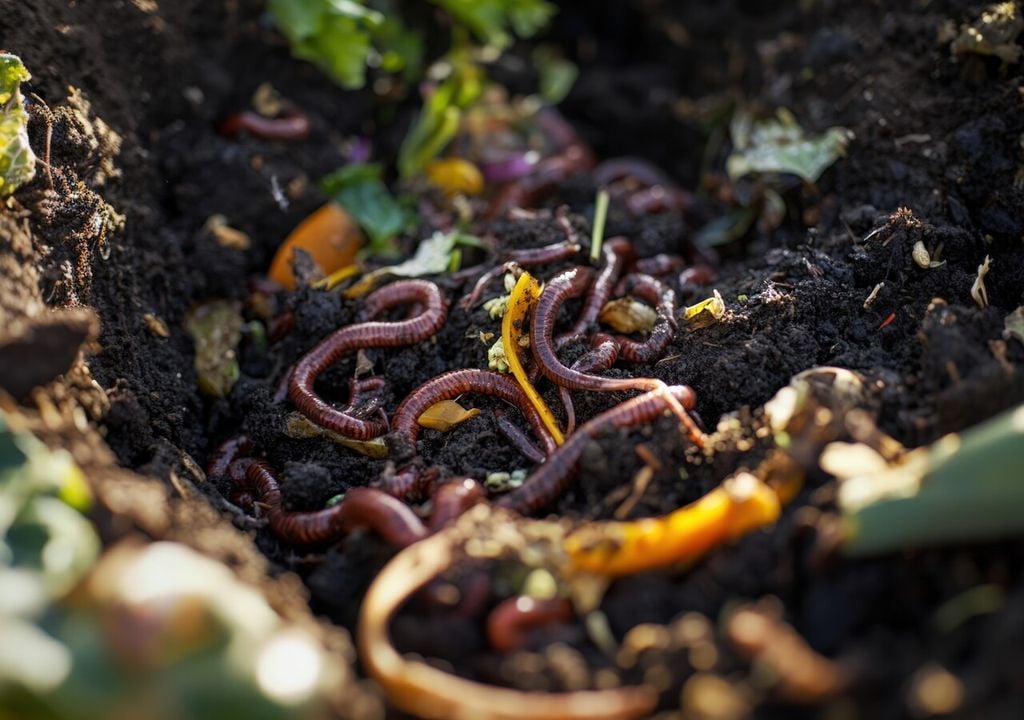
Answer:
[502,271,565,445]
[268,203,364,289]
[565,472,781,577]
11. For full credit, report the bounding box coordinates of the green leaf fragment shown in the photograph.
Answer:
[726,108,850,183]
[841,404,1024,556]
[321,162,413,256]
[0,53,36,195]
[184,300,243,398]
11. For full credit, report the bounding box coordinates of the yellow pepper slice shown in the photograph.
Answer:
[418,400,481,431]
[502,272,565,445]
[566,473,780,577]
[425,157,484,196]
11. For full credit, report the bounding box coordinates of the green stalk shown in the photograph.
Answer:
[842,404,1024,556]
[590,189,609,263]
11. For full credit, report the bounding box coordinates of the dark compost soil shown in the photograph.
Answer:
[3,1,1024,718]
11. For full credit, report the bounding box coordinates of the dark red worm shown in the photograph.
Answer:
[496,385,697,515]
[428,478,485,532]
[556,237,632,349]
[245,460,427,547]
[375,464,441,503]
[289,280,447,439]
[593,157,676,188]
[220,110,311,141]
[459,240,581,309]
[623,184,693,216]
[635,253,686,278]
[388,369,557,461]
[486,596,576,652]
[557,337,621,434]
[679,263,717,288]
[493,409,546,464]
[485,109,595,220]
[530,268,655,395]
[207,435,252,479]
[611,273,677,364]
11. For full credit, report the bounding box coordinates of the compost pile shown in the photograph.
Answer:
[2,1,1024,719]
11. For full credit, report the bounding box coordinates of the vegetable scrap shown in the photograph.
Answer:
[267,203,364,289]
[0,53,36,194]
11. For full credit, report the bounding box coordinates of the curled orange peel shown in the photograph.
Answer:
[502,271,565,445]
[565,472,781,577]
[357,508,657,720]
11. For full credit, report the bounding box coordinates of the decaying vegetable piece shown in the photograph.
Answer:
[184,299,244,398]
[358,506,658,720]
[267,203,365,289]
[565,472,780,577]
[837,403,1024,556]
[0,53,36,194]
[503,271,566,444]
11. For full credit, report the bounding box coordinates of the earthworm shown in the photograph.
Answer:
[497,385,697,515]
[485,111,595,220]
[635,253,686,278]
[207,435,252,479]
[245,460,427,547]
[269,310,295,342]
[358,517,658,720]
[507,240,582,266]
[557,337,621,434]
[494,410,547,464]
[556,237,631,348]
[679,263,717,288]
[429,478,486,532]
[623,184,692,216]
[376,464,440,503]
[460,240,581,309]
[289,280,447,439]
[485,596,576,652]
[389,369,558,461]
[612,273,677,364]
[593,157,675,189]
[220,110,311,140]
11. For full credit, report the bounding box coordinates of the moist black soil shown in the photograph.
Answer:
[3,1,1024,718]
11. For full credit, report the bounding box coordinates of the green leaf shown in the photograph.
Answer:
[507,0,556,38]
[726,108,850,183]
[533,46,578,104]
[267,0,325,40]
[268,0,380,89]
[321,163,413,255]
[0,53,36,196]
[397,55,484,178]
[184,300,244,398]
[432,0,555,47]
[346,230,482,295]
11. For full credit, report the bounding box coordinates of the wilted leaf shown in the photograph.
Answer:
[727,108,850,183]
[1004,306,1024,345]
[599,298,658,334]
[682,290,726,327]
[344,229,483,296]
[0,53,36,195]
[184,300,243,398]
[951,2,1024,64]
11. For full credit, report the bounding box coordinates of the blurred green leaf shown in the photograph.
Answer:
[184,300,243,398]
[433,0,555,48]
[533,46,577,104]
[398,54,484,178]
[321,162,414,255]
[0,53,36,195]
[726,108,850,183]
